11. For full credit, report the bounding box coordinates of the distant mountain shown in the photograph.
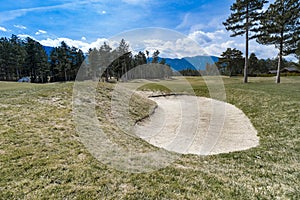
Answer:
[164,56,219,71]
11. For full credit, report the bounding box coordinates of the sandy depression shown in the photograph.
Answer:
[134,94,259,155]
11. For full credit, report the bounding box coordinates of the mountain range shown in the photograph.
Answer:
[164,56,219,71]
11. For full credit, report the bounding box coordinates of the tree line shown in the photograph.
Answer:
[84,40,172,81]
[0,35,85,83]
[213,47,299,77]
[0,35,172,83]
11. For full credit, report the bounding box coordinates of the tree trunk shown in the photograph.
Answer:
[276,32,284,84]
[105,69,109,82]
[244,5,249,83]
[276,55,281,84]
[124,61,128,81]
[16,68,20,80]
[64,68,67,82]
[244,32,249,83]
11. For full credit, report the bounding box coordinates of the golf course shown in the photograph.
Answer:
[0,76,299,199]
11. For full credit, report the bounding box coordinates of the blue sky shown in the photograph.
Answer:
[0,0,285,59]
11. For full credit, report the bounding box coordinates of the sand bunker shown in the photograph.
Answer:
[134,94,259,155]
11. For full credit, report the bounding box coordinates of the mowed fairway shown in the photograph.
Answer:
[0,76,299,199]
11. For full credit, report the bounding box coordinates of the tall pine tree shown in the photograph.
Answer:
[223,0,267,83]
[88,48,100,80]
[24,37,49,83]
[257,0,300,83]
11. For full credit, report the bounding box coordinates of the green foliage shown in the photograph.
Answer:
[87,40,172,81]
[178,68,201,76]
[223,0,267,38]
[50,41,84,82]
[217,48,244,76]
[151,50,160,63]
[0,35,171,83]
[0,35,85,83]
[134,51,147,66]
[0,36,23,80]
[249,53,259,74]
[0,35,50,82]
[257,0,300,55]
[217,54,295,76]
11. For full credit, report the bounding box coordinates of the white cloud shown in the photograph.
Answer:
[17,34,36,39]
[81,36,87,41]
[188,29,280,59]
[132,38,205,58]
[176,13,191,29]
[0,26,7,32]
[35,30,47,35]
[14,24,27,29]
[38,37,111,52]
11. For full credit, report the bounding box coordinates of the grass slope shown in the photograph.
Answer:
[0,76,299,199]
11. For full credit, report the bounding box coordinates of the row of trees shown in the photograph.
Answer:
[224,0,300,83]
[0,35,84,82]
[85,39,172,81]
[0,35,172,82]
[50,41,84,82]
[0,35,48,82]
[215,48,297,76]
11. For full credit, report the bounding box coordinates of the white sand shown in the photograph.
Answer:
[134,94,259,155]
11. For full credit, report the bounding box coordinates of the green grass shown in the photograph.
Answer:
[0,76,299,199]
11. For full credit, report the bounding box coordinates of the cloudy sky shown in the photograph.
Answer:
[0,0,286,59]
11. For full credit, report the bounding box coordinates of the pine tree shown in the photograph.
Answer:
[223,0,267,83]
[114,39,130,81]
[59,41,72,81]
[217,48,244,76]
[69,46,84,80]
[257,0,300,83]
[99,42,112,81]
[0,37,11,80]
[24,37,49,83]
[249,53,259,74]
[145,50,150,63]
[151,50,160,63]
[50,47,60,82]
[88,48,100,80]
[9,35,26,80]
[133,51,147,79]
[134,51,147,66]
